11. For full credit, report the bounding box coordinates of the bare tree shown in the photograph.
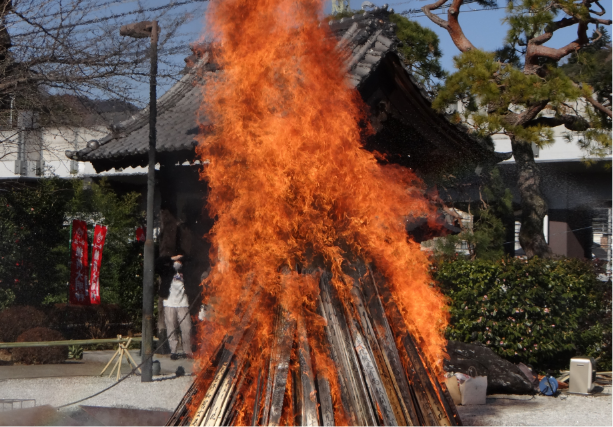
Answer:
[0,0,206,165]
[422,0,612,257]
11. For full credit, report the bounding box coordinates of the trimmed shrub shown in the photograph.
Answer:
[0,306,48,342]
[434,257,611,371]
[44,303,133,340]
[12,327,68,364]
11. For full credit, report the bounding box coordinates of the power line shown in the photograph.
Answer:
[8,11,204,41]
[389,0,438,5]
[10,0,208,38]
[389,0,501,10]
[401,5,505,16]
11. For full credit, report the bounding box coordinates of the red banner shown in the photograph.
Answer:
[89,225,107,305]
[136,226,145,242]
[69,219,89,305]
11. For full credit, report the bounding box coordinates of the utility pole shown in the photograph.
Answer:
[120,20,160,383]
[607,208,613,279]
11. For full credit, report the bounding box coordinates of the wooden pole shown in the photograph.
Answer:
[99,347,121,377]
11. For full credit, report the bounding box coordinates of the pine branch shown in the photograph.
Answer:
[579,89,613,118]
[525,114,590,131]
[421,0,475,52]
[504,100,549,127]
[421,0,450,30]
[524,2,612,74]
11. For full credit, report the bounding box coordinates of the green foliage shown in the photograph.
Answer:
[0,288,15,311]
[325,9,363,20]
[435,49,580,144]
[494,44,522,69]
[389,14,447,94]
[504,0,602,50]
[560,27,612,144]
[68,344,84,360]
[45,303,134,339]
[0,178,143,328]
[433,168,513,260]
[0,179,74,306]
[435,258,612,371]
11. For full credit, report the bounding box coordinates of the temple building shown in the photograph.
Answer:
[66,6,508,304]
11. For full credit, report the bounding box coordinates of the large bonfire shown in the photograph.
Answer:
[174,0,458,425]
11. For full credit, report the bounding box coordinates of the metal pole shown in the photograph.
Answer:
[141,20,158,383]
[607,208,613,279]
[68,220,73,304]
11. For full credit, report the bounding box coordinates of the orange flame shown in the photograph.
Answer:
[193,0,448,421]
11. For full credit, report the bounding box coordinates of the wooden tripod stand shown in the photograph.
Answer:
[99,336,142,380]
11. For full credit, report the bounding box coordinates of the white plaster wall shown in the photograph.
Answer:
[492,128,605,163]
[449,98,611,163]
[0,126,147,178]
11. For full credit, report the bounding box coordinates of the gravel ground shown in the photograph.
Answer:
[457,387,612,426]
[1,376,611,425]
[0,374,193,413]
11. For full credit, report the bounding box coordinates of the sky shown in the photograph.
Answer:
[92,0,612,99]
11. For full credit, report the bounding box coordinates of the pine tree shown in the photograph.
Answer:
[422,0,612,258]
[389,14,448,96]
[560,26,612,135]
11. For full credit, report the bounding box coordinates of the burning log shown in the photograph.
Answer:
[167,264,460,426]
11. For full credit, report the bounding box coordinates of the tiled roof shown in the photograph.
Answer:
[67,55,212,164]
[328,5,424,93]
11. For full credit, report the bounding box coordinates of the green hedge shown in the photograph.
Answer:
[434,257,611,371]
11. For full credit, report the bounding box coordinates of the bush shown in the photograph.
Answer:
[0,306,48,342]
[434,257,611,371]
[44,304,133,340]
[0,288,15,311]
[0,179,74,306]
[12,327,68,364]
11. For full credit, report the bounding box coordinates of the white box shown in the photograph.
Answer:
[445,375,462,406]
[569,357,596,394]
[459,376,488,405]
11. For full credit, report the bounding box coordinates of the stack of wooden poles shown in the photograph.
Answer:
[167,263,461,426]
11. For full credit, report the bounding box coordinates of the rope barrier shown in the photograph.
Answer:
[0,337,149,350]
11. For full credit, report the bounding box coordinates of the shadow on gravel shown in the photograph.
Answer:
[0,404,173,426]
[457,396,541,426]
